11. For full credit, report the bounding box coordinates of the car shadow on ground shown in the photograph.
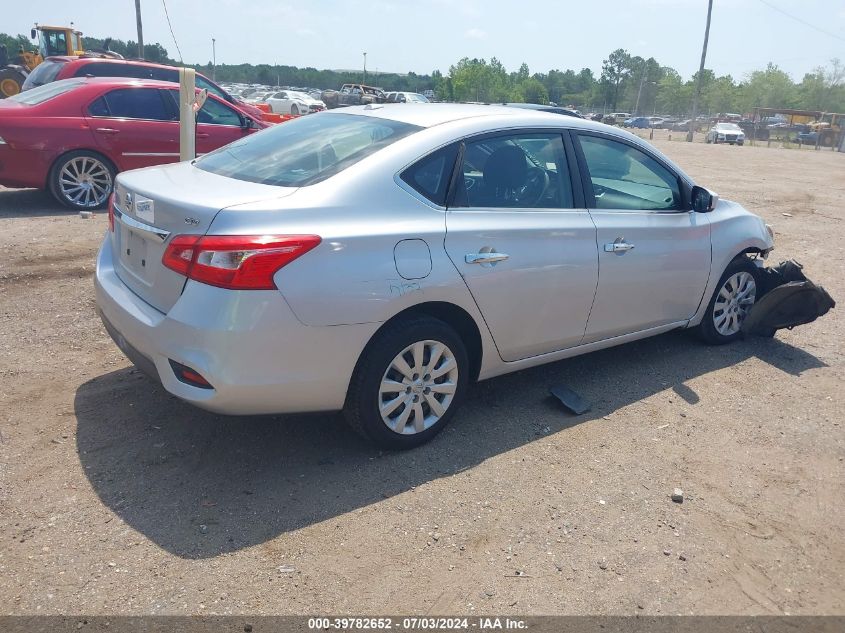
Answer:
[0,188,80,218]
[74,330,825,559]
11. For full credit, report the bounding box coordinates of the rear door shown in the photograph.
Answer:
[573,132,711,343]
[85,87,179,171]
[443,130,598,361]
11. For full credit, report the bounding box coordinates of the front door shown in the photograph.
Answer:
[444,130,598,362]
[574,133,712,343]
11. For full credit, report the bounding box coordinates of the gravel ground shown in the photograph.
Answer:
[0,138,843,616]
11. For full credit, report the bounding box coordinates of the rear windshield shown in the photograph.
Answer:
[21,58,67,90]
[10,78,85,105]
[196,112,421,187]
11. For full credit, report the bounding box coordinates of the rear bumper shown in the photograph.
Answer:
[0,145,50,189]
[94,234,379,415]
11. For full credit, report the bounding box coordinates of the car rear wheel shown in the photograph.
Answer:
[49,150,115,210]
[698,257,760,345]
[344,316,469,449]
[291,104,299,115]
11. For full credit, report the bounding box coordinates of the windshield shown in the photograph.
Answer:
[195,75,229,101]
[21,58,67,90]
[196,112,421,187]
[408,93,429,103]
[716,123,741,131]
[10,78,84,104]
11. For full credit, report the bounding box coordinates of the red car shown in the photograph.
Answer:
[22,55,266,121]
[0,77,268,210]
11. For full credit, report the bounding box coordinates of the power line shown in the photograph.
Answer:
[161,0,183,63]
[755,0,845,43]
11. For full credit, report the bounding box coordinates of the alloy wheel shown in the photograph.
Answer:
[713,271,756,336]
[378,340,459,435]
[58,156,112,208]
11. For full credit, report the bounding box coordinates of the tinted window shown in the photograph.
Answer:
[149,67,178,83]
[94,88,172,121]
[578,135,681,211]
[454,133,573,209]
[400,144,459,206]
[75,62,152,79]
[87,96,109,117]
[196,112,420,187]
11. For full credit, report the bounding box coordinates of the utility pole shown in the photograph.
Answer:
[135,0,144,59]
[634,58,647,115]
[687,0,713,142]
[363,52,367,84]
[212,38,216,80]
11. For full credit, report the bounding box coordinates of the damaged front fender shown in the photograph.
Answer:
[743,260,836,336]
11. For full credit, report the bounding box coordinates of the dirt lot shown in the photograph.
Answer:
[0,139,843,616]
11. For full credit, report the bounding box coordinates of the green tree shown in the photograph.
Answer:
[600,48,631,110]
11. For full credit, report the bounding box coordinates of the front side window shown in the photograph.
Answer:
[196,112,421,187]
[91,88,172,121]
[453,132,574,209]
[577,134,682,211]
[196,97,242,126]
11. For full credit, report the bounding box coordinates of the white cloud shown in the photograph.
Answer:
[465,28,487,40]
[296,27,317,37]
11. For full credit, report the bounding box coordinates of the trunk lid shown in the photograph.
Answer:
[111,161,297,313]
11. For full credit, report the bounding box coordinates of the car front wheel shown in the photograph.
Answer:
[698,257,760,345]
[345,316,469,449]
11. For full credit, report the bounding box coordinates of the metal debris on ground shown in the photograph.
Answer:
[549,385,591,415]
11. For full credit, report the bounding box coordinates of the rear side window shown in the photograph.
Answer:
[89,88,173,121]
[74,62,153,79]
[400,144,459,206]
[196,112,421,187]
[21,59,67,89]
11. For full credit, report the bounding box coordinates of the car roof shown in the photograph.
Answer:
[337,103,601,128]
[48,56,182,71]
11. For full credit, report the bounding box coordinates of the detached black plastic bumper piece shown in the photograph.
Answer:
[742,260,835,336]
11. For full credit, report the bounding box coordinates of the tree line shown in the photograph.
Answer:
[2,31,843,115]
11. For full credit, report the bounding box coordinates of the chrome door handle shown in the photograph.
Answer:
[604,242,635,253]
[465,252,509,264]
[95,127,120,134]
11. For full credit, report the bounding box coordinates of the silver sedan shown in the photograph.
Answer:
[95,104,774,448]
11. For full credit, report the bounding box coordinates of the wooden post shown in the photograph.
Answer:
[179,68,196,161]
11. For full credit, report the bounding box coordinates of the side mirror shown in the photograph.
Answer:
[242,117,255,130]
[691,185,719,213]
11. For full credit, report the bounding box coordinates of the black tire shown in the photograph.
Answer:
[697,257,760,345]
[49,150,115,210]
[291,104,299,115]
[0,67,25,98]
[344,315,469,450]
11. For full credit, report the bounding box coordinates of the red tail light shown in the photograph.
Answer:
[162,234,321,290]
[107,193,115,232]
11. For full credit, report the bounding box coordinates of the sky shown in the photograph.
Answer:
[15,0,845,80]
